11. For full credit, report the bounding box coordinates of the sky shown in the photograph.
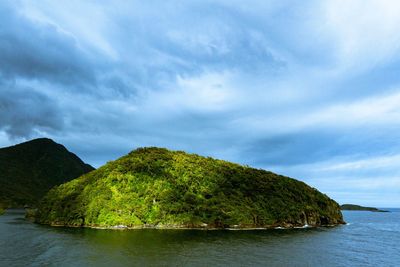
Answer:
[1,0,400,207]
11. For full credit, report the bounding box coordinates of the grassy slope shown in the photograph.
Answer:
[0,138,94,207]
[36,147,344,228]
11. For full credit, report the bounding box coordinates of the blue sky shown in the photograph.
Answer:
[1,0,400,207]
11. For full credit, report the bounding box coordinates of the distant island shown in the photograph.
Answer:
[340,204,388,212]
[0,138,94,208]
[35,147,345,229]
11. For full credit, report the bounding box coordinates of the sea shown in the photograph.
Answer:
[0,209,399,267]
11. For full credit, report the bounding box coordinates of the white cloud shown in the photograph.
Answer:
[322,0,400,70]
[143,72,240,114]
[304,89,400,127]
[232,88,400,138]
[20,0,119,59]
[316,154,400,172]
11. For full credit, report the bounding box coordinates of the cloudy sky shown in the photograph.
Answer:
[1,0,400,207]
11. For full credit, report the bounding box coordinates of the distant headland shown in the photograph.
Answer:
[340,204,388,212]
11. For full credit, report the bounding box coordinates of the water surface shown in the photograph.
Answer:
[0,209,399,266]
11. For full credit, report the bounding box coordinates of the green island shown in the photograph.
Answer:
[35,147,345,229]
[340,204,388,212]
[0,138,94,208]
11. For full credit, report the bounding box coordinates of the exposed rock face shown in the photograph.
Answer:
[35,147,345,229]
[0,138,94,207]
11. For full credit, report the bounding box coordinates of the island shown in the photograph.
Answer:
[0,138,94,208]
[35,147,345,229]
[340,204,388,212]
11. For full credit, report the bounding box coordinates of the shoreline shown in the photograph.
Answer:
[42,222,345,231]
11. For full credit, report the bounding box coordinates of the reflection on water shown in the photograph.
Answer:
[1,209,399,267]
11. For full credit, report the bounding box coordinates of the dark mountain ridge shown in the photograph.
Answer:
[0,138,94,207]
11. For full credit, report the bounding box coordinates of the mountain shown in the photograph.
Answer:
[35,147,344,229]
[340,204,388,212]
[0,138,94,207]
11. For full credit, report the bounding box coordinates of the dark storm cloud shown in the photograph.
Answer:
[0,2,98,138]
[243,127,400,167]
[0,80,62,138]
[243,131,339,166]
[0,3,96,87]
[0,0,284,138]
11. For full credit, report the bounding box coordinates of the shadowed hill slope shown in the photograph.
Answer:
[0,138,94,207]
[36,147,344,228]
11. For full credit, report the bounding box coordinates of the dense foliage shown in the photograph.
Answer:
[36,147,344,228]
[0,138,94,207]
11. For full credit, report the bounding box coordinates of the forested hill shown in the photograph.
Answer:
[36,147,344,229]
[0,138,94,207]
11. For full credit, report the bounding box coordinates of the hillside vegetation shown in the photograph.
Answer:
[0,138,94,207]
[36,147,344,228]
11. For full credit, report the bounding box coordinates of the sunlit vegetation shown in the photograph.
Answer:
[36,147,344,228]
[0,138,94,207]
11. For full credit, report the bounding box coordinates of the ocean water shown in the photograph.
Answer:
[0,209,399,267]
